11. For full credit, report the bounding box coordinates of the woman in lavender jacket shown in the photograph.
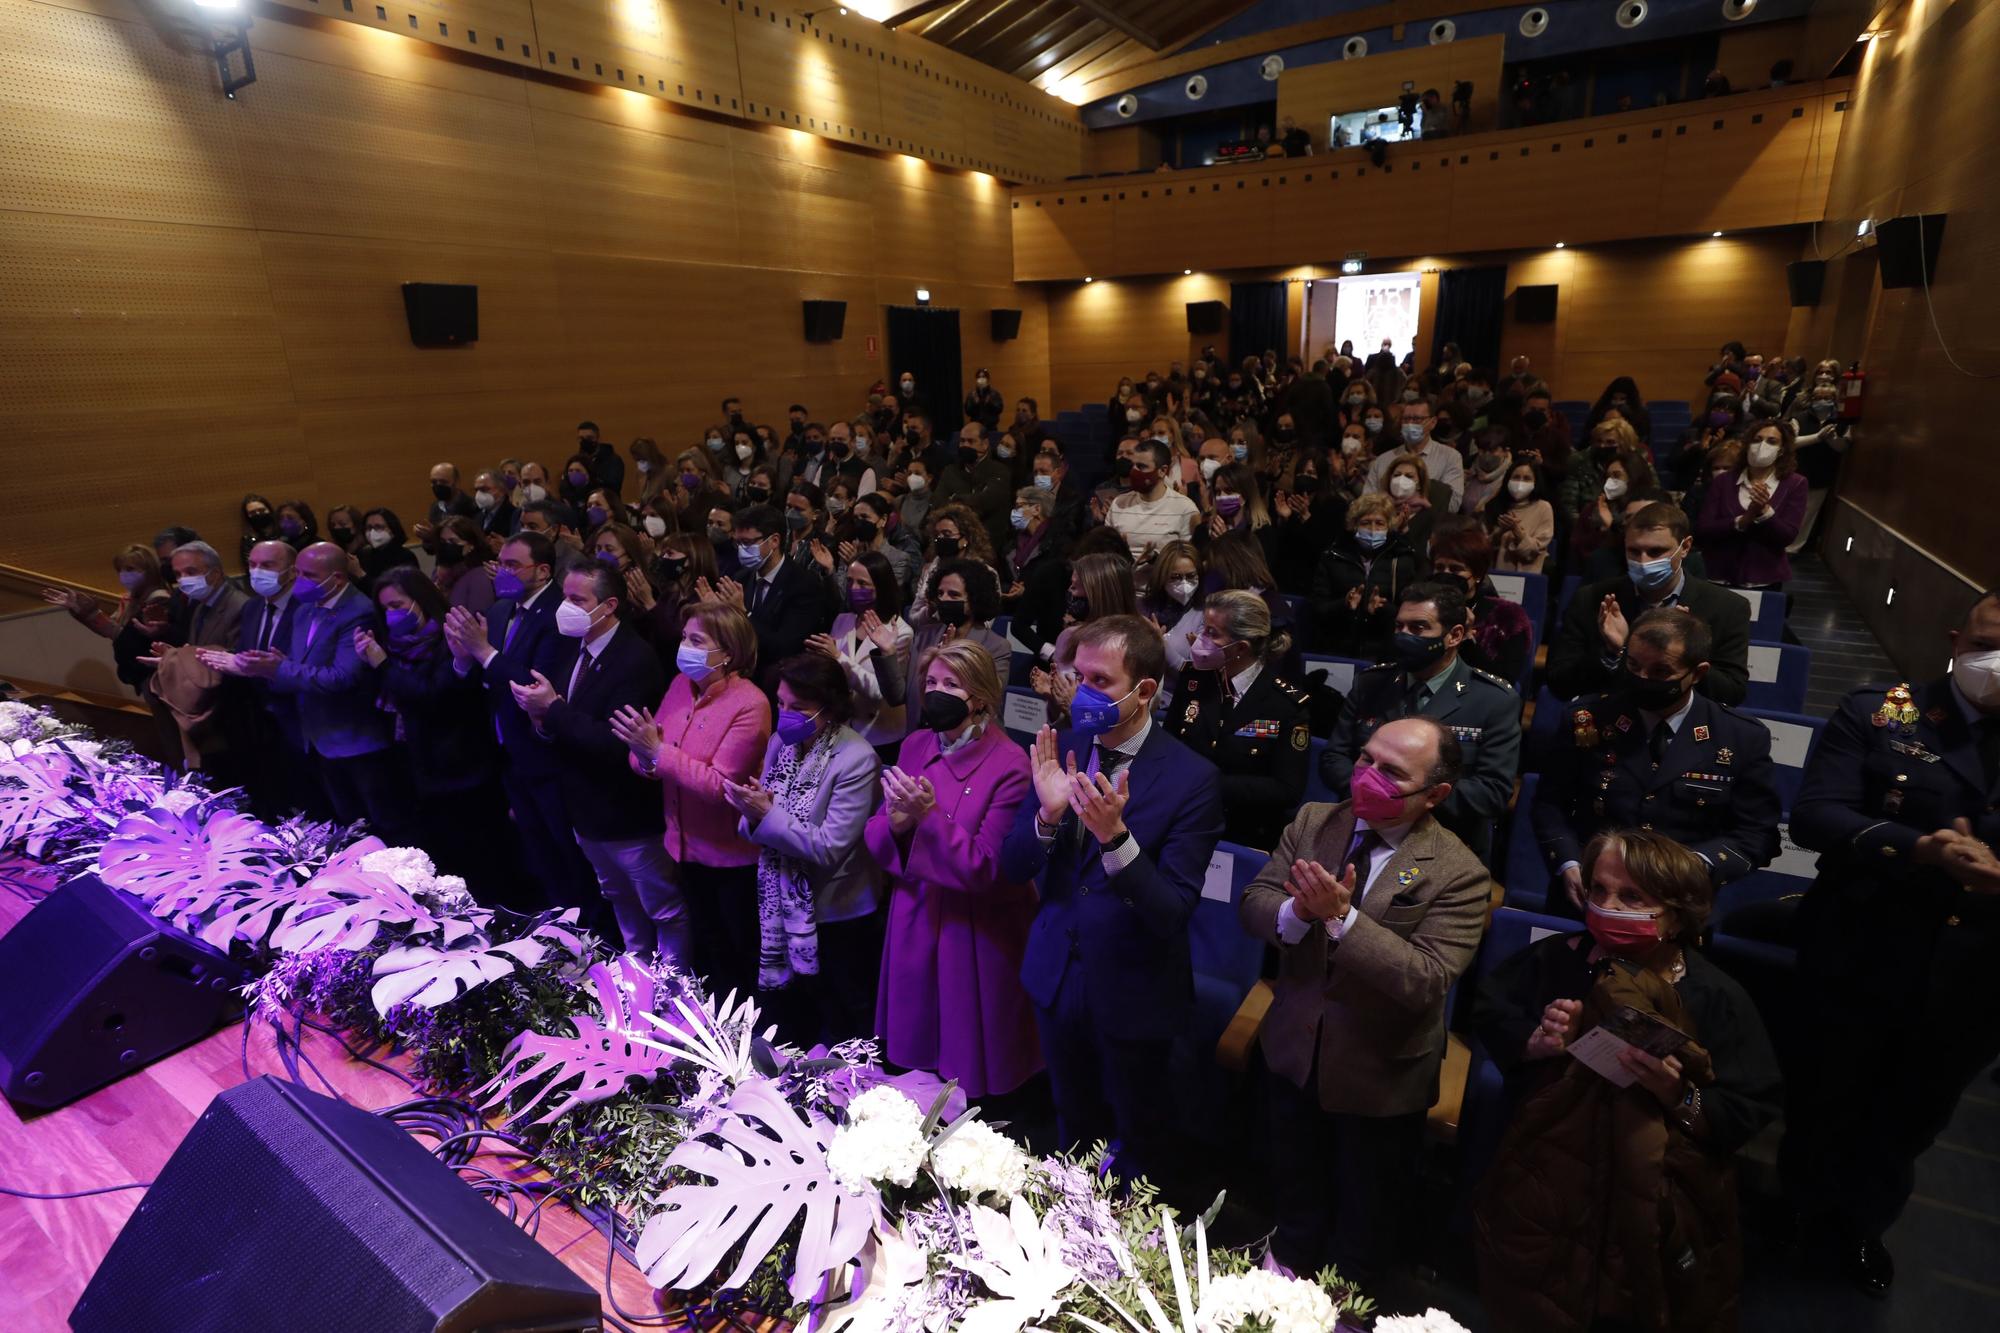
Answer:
[1693,419,1809,589]
[866,639,1042,1099]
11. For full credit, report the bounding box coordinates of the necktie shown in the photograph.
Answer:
[503,608,522,653]
[750,578,768,614]
[258,604,276,652]
[567,645,592,699]
[1344,827,1383,879]
[1650,720,1672,766]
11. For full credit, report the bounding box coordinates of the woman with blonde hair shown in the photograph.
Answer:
[43,544,171,694]
[1031,550,1138,714]
[867,639,1040,1098]
[1139,540,1204,672]
[1309,492,1417,658]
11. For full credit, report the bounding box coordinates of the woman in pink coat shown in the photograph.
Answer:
[867,639,1042,1098]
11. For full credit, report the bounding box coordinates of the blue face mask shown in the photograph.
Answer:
[248,568,284,598]
[676,642,718,680]
[1354,527,1388,551]
[1628,555,1678,590]
[1071,682,1138,736]
[291,576,326,604]
[1231,442,1249,462]
[1010,508,1030,531]
[776,707,821,746]
[1032,473,1055,491]
[1401,423,1427,445]
[736,541,766,568]
[176,574,211,599]
[384,607,421,637]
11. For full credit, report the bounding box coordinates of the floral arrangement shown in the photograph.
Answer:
[0,701,1392,1331]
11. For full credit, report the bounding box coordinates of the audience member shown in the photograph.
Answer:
[1107,438,1200,562]
[1309,494,1418,659]
[718,503,831,684]
[1585,376,1653,444]
[275,500,318,550]
[43,545,170,694]
[150,540,250,773]
[1139,541,1204,672]
[1694,419,1807,588]
[1427,518,1535,686]
[1485,459,1555,573]
[900,558,1010,723]
[238,493,278,568]
[232,539,309,820]
[815,551,912,750]
[418,462,479,551]
[471,469,519,539]
[355,507,420,590]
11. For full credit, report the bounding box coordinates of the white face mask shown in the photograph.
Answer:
[635,460,652,474]
[1389,475,1417,499]
[366,528,393,548]
[642,515,668,538]
[1957,650,2000,709]
[1747,441,1780,469]
[1507,479,1535,500]
[1199,458,1222,481]
[523,483,548,504]
[1341,436,1364,455]
[555,599,601,638]
[907,474,928,493]
[1166,577,1198,606]
[1603,477,1629,501]
[473,491,497,511]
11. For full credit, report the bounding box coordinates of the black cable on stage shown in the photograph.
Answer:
[0,1181,151,1199]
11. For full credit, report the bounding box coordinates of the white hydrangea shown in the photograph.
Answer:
[846,1085,925,1129]
[929,1118,1031,1201]
[0,701,40,743]
[1195,1269,1338,1333]
[155,789,203,816]
[1372,1310,1470,1333]
[424,874,476,912]
[359,846,438,895]
[826,1113,930,1196]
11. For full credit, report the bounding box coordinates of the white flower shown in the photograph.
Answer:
[1195,1269,1338,1333]
[1372,1310,1470,1333]
[846,1085,925,1129]
[930,1119,1031,1201]
[359,845,438,894]
[155,789,202,816]
[827,1115,930,1195]
[0,702,39,743]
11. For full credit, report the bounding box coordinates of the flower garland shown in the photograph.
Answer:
[0,702,1427,1332]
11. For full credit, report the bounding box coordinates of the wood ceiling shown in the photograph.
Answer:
[887,0,1253,97]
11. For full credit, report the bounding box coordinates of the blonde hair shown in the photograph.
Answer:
[1347,493,1396,529]
[920,639,1002,717]
[1589,417,1641,454]
[681,600,757,678]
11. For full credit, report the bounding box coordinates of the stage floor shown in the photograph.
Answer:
[0,872,680,1332]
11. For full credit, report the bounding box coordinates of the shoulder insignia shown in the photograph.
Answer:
[1183,701,1200,725]
[1359,661,1402,675]
[1470,667,1514,690]
[1291,723,1310,751]
[1873,684,1919,732]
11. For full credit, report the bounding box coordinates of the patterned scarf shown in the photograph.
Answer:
[755,728,840,990]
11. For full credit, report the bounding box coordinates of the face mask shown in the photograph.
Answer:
[1628,553,1678,590]
[784,510,809,532]
[115,566,151,593]
[567,471,589,488]
[1586,901,1665,956]
[1010,508,1030,532]
[1032,473,1054,492]
[921,689,971,733]
[900,380,915,395]
[1811,401,1837,419]
[737,541,766,567]
[1707,410,1733,429]
[242,567,282,597]
[641,515,668,539]
[384,606,421,637]
[1507,479,1536,501]
[1351,763,1416,824]
[997,444,1015,461]
[1401,423,1429,446]
[1523,408,1548,430]
[956,446,979,470]
[555,600,601,637]
[1364,416,1384,435]
[776,707,822,746]
[291,576,327,604]
[1064,593,1090,621]
[744,484,771,504]
[1231,441,1250,462]
[1345,394,1366,407]
[905,426,923,445]
[366,529,393,549]
[435,544,466,568]
[1126,468,1158,492]
[934,536,961,559]
[827,497,848,517]
[899,471,928,494]
[1747,441,1780,469]
[1389,475,1418,499]
[1602,478,1628,501]
[1126,409,1144,423]
[585,505,609,528]
[471,491,497,513]
[1354,527,1388,550]
[1215,494,1244,521]
[705,437,725,453]
[676,641,719,680]
[1623,669,1689,713]
[247,510,273,527]
[1391,630,1449,669]
[277,517,304,538]
[431,482,453,502]
[1199,458,1222,481]
[1465,388,1491,407]
[657,554,689,582]
[173,572,210,599]
[1337,436,1363,457]
[594,547,624,569]
[935,599,970,628]
[1071,681,1138,736]
[522,484,548,505]
[1190,636,1230,672]
[1401,390,1421,403]
[1953,649,2000,709]
[1166,577,1198,606]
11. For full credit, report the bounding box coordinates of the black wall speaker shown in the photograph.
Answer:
[0,875,247,1109]
[401,283,479,346]
[990,308,1023,341]
[1874,213,1947,289]
[1186,300,1226,335]
[73,1076,600,1331]
[803,299,848,341]
[1513,284,1559,323]
[1786,259,1828,307]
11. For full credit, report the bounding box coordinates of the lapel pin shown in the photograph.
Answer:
[1693,724,1710,742]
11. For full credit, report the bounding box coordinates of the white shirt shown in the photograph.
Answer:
[1274,815,1412,942]
[1736,471,1778,522]
[564,621,619,698]
[1034,714,1152,875]
[1107,489,1199,561]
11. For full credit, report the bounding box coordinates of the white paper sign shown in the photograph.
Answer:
[1003,692,1046,737]
[1528,925,1566,944]
[1748,644,1782,684]
[1760,716,1815,768]
[1489,573,1527,605]
[1768,822,1821,880]
[1307,660,1359,694]
[1733,588,1766,620]
[1202,850,1235,903]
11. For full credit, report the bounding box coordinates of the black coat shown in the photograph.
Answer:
[1308,532,1420,658]
[540,625,667,841]
[379,637,500,796]
[1163,664,1312,848]
[1546,573,1752,705]
[728,555,832,685]
[472,584,569,777]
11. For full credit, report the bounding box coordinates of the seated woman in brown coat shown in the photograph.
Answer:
[1472,830,1782,1333]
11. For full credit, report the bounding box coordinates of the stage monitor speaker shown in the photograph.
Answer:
[0,875,247,1109]
[1186,300,1226,335]
[1874,213,1947,289]
[803,299,848,342]
[401,283,479,346]
[73,1076,601,1332]
[1514,284,1559,323]
[990,308,1023,341]
[1786,260,1827,307]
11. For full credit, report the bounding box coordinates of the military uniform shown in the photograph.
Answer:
[1782,679,2000,1245]
[1530,689,1781,909]
[1165,662,1313,848]
[1319,655,1522,866]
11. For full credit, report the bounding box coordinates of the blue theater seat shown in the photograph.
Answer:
[1743,641,1809,714]
[1173,842,1271,1144]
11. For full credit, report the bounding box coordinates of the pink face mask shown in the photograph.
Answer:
[1586,902,1665,955]
[1190,637,1228,672]
[1351,763,1413,823]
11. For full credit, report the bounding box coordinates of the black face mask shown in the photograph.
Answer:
[744,485,771,504]
[1112,456,1134,478]
[1275,428,1297,444]
[329,526,355,546]
[247,511,273,528]
[957,446,979,469]
[905,427,923,445]
[934,536,962,559]
[852,519,878,545]
[1390,631,1450,670]
[656,555,689,581]
[1623,671,1689,712]
[1522,408,1548,430]
[1065,594,1090,621]
[934,599,970,627]
[434,544,465,567]
[920,689,972,733]
[828,441,848,458]
[431,482,453,502]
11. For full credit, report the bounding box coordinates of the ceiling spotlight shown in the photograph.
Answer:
[1856,217,1873,237]
[1554,241,1565,249]
[1182,268,1192,275]
[915,287,931,304]
[1083,276,1093,283]
[1712,230,1724,238]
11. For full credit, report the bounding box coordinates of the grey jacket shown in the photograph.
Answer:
[743,724,884,923]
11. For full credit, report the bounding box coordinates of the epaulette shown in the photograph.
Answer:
[1272,677,1312,704]
[1357,661,1401,675]
[1468,667,1515,691]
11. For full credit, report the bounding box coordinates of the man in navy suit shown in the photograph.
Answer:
[445,530,589,910]
[232,539,316,821]
[1000,614,1225,1190]
[721,503,833,688]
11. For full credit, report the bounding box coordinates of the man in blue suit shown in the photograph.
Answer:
[233,538,316,821]
[445,530,588,909]
[1000,614,1224,1190]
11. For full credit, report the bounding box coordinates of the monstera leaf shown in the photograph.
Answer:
[96,808,277,917]
[638,1076,879,1302]
[0,752,82,856]
[368,936,546,1013]
[267,865,446,954]
[476,956,680,1124]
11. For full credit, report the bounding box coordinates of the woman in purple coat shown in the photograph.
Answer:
[1694,419,1809,589]
[867,638,1042,1098]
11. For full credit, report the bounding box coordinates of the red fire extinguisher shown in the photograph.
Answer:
[1839,362,1866,422]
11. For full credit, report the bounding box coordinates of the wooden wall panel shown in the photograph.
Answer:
[1276,35,1506,140]
[732,7,879,140]
[1012,192,1117,282]
[265,0,543,70]
[1713,17,1808,92]
[529,0,741,108]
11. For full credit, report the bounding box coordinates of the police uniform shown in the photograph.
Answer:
[1530,689,1780,910]
[1319,655,1522,866]
[1165,661,1313,849]
[1782,679,2000,1256]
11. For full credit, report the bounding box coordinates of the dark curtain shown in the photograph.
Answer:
[1228,281,1287,368]
[885,306,964,433]
[1430,266,1508,371]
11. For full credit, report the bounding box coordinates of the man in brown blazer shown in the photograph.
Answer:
[1239,715,1493,1283]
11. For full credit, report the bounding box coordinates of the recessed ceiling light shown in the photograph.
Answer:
[1182,268,1192,275]
[1083,276,1093,283]
[1712,230,1724,238]
[1554,241,1565,249]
